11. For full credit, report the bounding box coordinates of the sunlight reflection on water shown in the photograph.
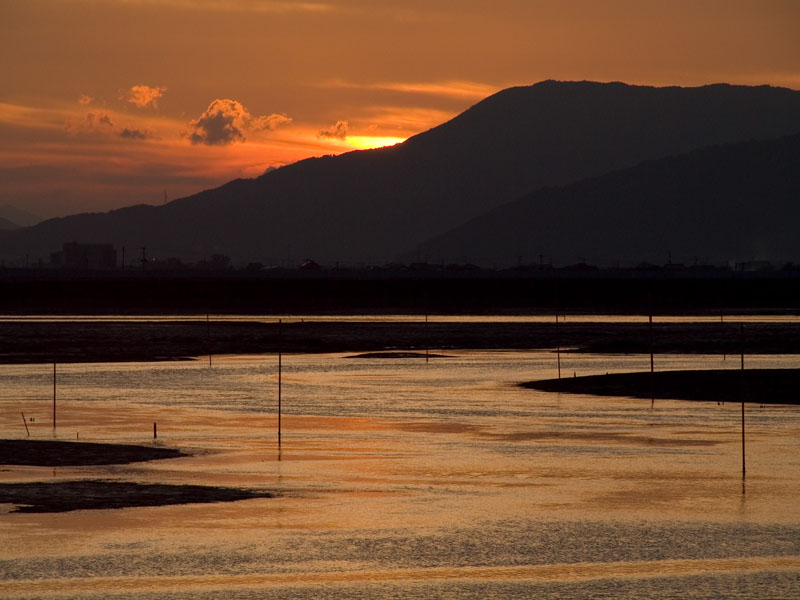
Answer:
[1,349,799,598]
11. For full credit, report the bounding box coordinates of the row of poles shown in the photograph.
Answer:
[554,311,749,482]
[37,313,747,479]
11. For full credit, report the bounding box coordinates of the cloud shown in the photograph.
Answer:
[187,99,291,145]
[120,128,152,140]
[107,1,333,14]
[125,85,167,108]
[253,113,293,131]
[65,110,115,134]
[318,120,349,140]
[323,80,500,101]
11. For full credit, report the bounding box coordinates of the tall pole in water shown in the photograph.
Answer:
[278,319,282,448]
[741,323,746,482]
[52,362,56,435]
[556,313,561,379]
[425,313,429,363]
[721,311,726,361]
[649,296,655,408]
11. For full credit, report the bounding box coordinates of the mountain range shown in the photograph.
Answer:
[3,80,800,267]
[406,133,800,266]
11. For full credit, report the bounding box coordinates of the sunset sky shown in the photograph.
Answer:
[1,0,799,219]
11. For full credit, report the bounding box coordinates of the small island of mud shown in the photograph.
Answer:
[523,368,800,405]
[346,351,453,359]
[0,440,273,513]
[0,480,274,513]
[0,439,187,467]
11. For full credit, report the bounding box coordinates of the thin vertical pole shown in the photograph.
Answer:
[425,313,429,363]
[52,362,56,435]
[556,313,561,380]
[154,422,157,439]
[21,412,30,437]
[278,319,282,448]
[721,311,726,361]
[649,311,655,408]
[741,322,746,481]
[207,314,211,367]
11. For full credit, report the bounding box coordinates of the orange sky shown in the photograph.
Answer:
[1,0,799,219]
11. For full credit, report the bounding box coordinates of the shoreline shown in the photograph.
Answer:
[2,320,800,364]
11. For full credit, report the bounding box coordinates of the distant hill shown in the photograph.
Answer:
[404,134,800,267]
[0,205,41,228]
[3,80,800,265]
[0,217,19,230]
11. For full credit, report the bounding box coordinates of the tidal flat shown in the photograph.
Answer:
[1,331,799,598]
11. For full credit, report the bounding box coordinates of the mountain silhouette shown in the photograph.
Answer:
[0,216,19,231]
[0,204,40,228]
[3,81,800,265]
[404,134,800,266]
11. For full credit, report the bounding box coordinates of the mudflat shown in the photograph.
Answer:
[0,438,186,466]
[2,320,799,363]
[0,480,273,513]
[524,368,800,405]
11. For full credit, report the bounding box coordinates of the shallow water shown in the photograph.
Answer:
[1,349,799,598]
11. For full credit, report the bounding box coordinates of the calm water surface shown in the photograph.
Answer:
[1,348,799,598]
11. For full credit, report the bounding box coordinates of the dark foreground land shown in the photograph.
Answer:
[0,439,186,466]
[0,439,273,513]
[525,368,800,405]
[0,480,273,513]
[2,273,800,315]
[2,319,799,363]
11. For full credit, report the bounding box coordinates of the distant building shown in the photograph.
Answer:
[734,260,774,272]
[51,242,117,269]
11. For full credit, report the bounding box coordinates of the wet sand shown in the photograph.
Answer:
[524,368,800,405]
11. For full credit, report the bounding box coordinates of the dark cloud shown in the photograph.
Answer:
[188,99,291,145]
[188,99,251,145]
[65,110,115,135]
[120,128,151,140]
[319,120,349,140]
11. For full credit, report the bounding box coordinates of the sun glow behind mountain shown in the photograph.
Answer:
[2,0,798,218]
[339,136,407,150]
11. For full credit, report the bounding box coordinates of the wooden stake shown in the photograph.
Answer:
[741,322,746,482]
[425,313,429,363]
[52,362,56,435]
[649,311,655,408]
[154,422,157,439]
[721,311,726,361]
[21,412,30,437]
[555,314,561,379]
[278,319,282,447]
